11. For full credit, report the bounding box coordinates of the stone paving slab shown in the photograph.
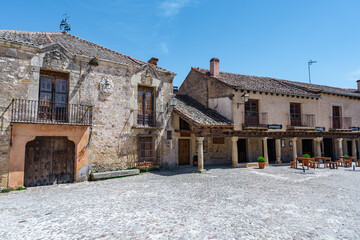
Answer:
[0,165,359,239]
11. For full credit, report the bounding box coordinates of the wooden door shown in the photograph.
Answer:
[290,103,301,126]
[178,139,190,165]
[302,139,313,157]
[24,137,75,187]
[323,138,333,159]
[332,106,341,129]
[237,139,247,162]
[245,99,259,125]
[267,139,276,163]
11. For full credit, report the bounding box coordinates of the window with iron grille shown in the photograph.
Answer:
[138,137,155,163]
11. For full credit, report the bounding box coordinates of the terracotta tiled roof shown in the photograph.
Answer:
[195,68,360,98]
[174,95,233,127]
[0,30,173,74]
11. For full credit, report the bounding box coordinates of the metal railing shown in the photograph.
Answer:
[243,111,268,128]
[11,99,92,126]
[287,114,315,127]
[330,116,352,129]
[133,110,164,128]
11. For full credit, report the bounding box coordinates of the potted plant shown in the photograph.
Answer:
[257,156,265,169]
[302,154,311,166]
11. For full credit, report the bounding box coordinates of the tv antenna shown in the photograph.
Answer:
[60,13,71,33]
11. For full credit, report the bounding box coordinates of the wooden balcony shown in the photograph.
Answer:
[242,111,268,130]
[329,116,352,131]
[11,99,92,126]
[133,110,164,129]
[287,114,315,130]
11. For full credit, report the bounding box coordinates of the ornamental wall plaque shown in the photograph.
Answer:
[99,78,114,96]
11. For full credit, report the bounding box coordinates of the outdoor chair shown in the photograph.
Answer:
[290,160,297,168]
[344,159,352,168]
[335,157,344,167]
[309,159,319,169]
[355,159,360,167]
[329,161,338,169]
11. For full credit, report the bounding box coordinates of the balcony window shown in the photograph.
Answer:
[38,70,69,122]
[290,103,301,126]
[137,86,154,127]
[245,99,259,125]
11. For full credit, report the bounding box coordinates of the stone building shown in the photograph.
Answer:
[0,30,175,189]
[173,58,360,170]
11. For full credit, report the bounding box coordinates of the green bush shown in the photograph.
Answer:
[302,154,311,158]
[257,156,265,162]
[344,154,349,157]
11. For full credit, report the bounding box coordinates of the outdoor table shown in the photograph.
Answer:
[314,157,331,168]
[296,157,315,170]
[342,157,356,168]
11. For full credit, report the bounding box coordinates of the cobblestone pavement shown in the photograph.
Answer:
[1,165,360,240]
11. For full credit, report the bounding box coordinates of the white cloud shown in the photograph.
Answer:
[161,43,169,54]
[159,0,191,17]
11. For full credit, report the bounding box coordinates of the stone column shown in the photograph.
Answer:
[292,137,298,161]
[263,137,269,164]
[275,139,282,164]
[196,137,206,173]
[337,138,343,158]
[315,137,323,157]
[231,137,239,167]
[352,139,357,158]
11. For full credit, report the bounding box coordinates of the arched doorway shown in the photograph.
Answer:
[24,136,75,187]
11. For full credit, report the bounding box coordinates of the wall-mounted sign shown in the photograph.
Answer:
[350,127,360,131]
[315,127,325,132]
[267,124,282,130]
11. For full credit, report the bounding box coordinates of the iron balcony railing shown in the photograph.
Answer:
[243,111,268,128]
[287,114,315,127]
[11,99,92,126]
[330,116,352,129]
[133,110,164,128]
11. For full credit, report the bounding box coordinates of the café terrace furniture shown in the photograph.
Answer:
[296,157,315,170]
[329,161,338,169]
[343,156,356,168]
[355,159,360,167]
[314,157,332,168]
[290,160,297,168]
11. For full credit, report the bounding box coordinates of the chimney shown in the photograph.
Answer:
[148,57,159,66]
[210,58,220,77]
[357,80,360,92]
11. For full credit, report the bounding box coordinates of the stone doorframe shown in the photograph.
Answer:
[8,123,89,189]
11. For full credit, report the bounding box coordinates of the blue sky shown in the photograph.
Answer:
[1,0,360,89]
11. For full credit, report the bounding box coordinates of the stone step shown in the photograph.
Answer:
[90,169,140,181]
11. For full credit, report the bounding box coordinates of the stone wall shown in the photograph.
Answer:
[0,40,174,187]
[177,69,208,106]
